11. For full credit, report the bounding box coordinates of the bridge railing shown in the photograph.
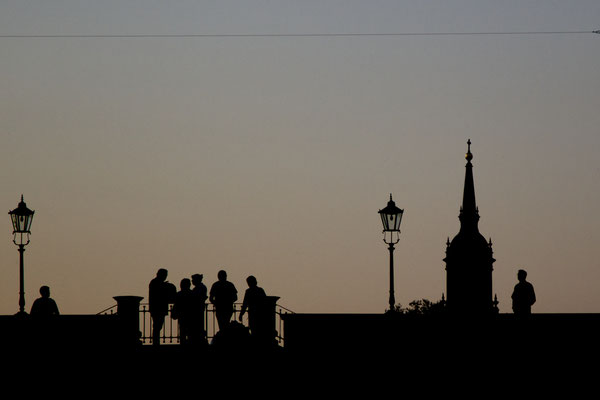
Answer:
[99,302,294,346]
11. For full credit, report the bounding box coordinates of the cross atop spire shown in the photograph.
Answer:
[466,139,473,162]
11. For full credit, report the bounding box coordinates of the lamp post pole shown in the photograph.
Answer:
[9,195,35,316]
[18,244,26,314]
[388,241,396,312]
[378,194,403,313]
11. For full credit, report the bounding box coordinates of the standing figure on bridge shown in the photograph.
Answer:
[149,268,175,345]
[511,269,536,316]
[172,278,195,345]
[191,273,208,344]
[209,270,238,332]
[239,275,267,335]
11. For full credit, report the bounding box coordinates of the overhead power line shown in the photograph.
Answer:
[0,30,598,38]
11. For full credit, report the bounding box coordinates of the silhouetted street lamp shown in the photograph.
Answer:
[9,195,35,316]
[378,194,403,312]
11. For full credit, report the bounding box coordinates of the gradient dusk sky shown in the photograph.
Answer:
[1,1,599,315]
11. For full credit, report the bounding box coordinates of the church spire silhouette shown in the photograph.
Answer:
[459,139,479,230]
[444,140,496,315]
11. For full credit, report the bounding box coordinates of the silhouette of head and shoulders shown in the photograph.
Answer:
[209,270,238,306]
[172,278,194,319]
[178,278,192,294]
[30,286,59,317]
[151,268,168,285]
[191,273,207,298]
[243,276,266,304]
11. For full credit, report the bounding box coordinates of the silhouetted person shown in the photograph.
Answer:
[191,273,208,345]
[209,270,238,332]
[149,268,173,346]
[239,275,267,335]
[172,278,194,345]
[512,269,536,316]
[30,286,59,317]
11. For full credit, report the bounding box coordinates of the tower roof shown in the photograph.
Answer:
[444,140,495,314]
[446,139,491,259]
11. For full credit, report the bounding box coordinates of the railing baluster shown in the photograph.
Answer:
[168,304,173,343]
[141,305,146,344]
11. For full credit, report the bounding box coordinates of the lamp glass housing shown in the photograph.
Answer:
[378,196,403,232]
[9,197,34,234]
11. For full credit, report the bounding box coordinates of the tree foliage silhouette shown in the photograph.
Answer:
[393,298,446,315]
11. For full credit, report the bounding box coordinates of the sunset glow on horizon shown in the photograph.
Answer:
[1,1,599,316]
